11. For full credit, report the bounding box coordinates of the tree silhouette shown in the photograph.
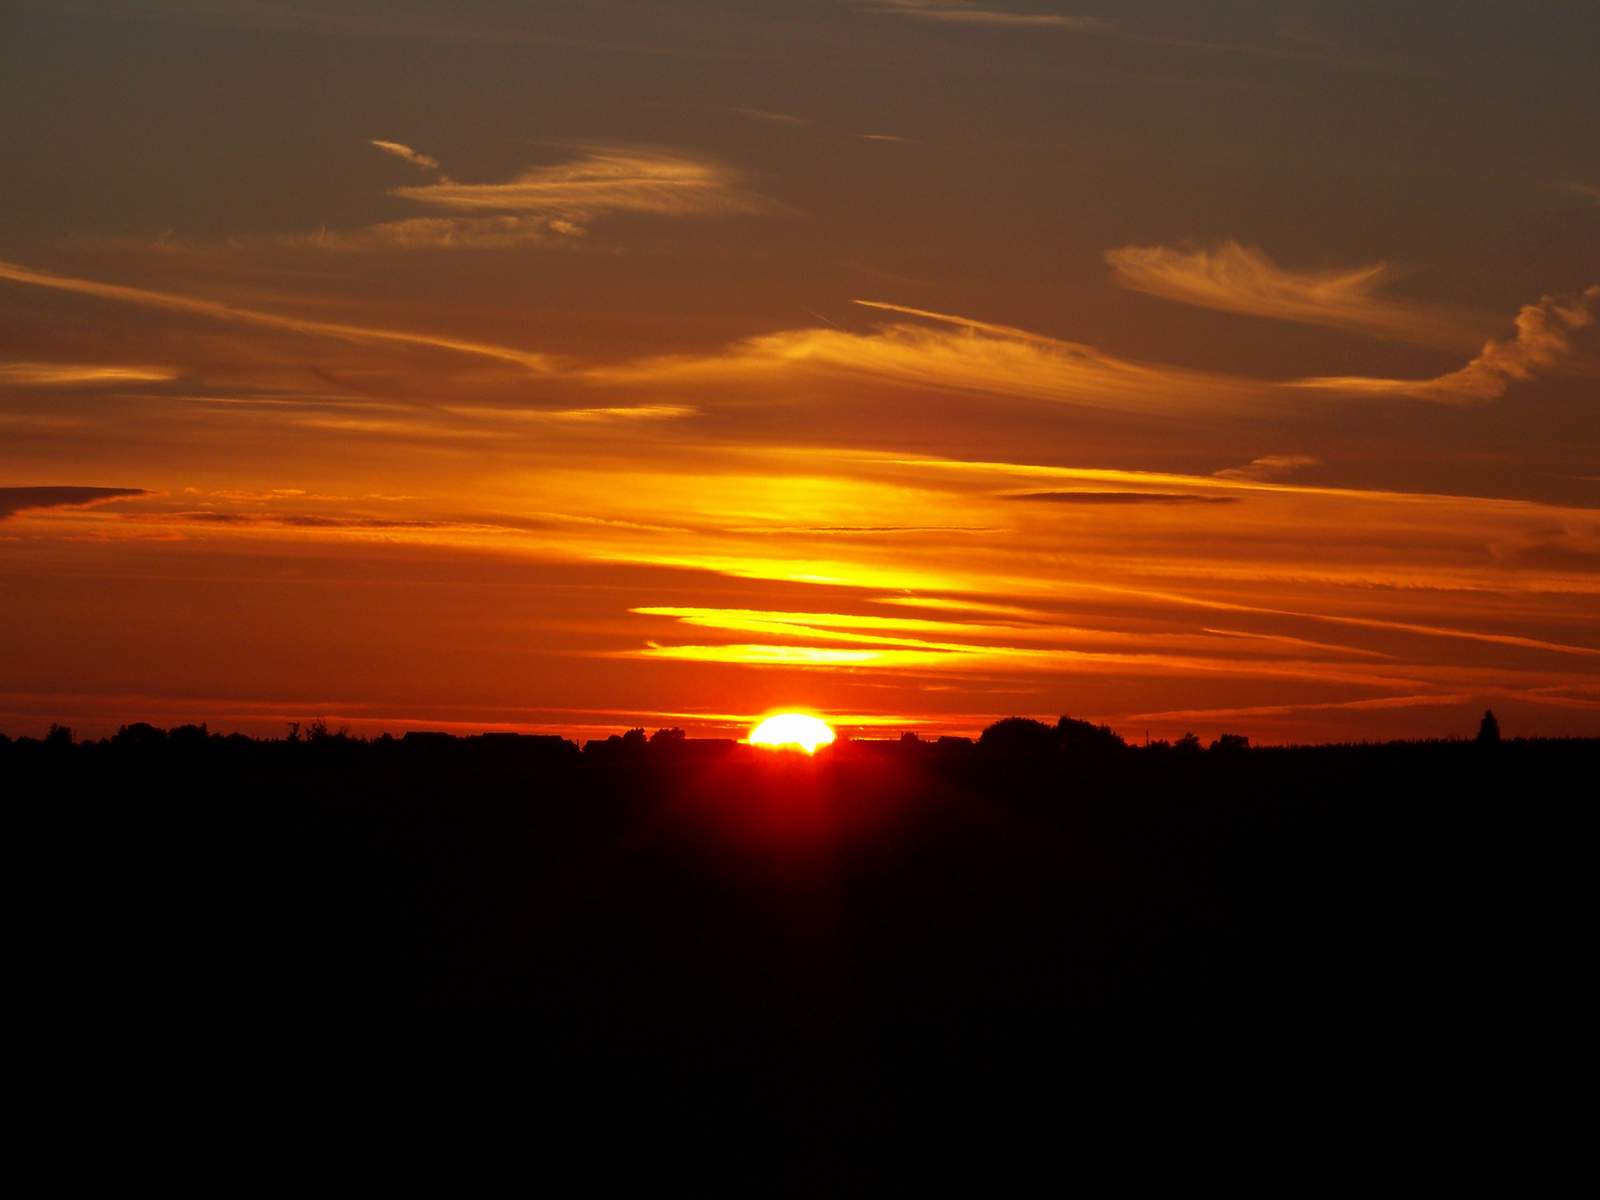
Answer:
[978,717,1057,755]
[114,722,165,748]
[1054,716,1126,756]
[1476,709,1501,745]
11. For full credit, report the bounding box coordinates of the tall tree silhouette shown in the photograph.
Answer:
[1476,709,1501,744]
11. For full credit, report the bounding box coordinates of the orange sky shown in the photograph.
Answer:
[2,2,1597,742]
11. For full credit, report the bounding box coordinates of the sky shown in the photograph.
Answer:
[2,0,1597,743]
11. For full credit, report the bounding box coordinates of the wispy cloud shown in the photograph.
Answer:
[863,2,1108,31]
[587,298,1258,415]
[1213,454,1319,482]
[1002,491,1237,505]
[305,142,783,251]
[0,486,148,520]
[368,139,441,172]
[295,215,588,252]
[391,144,781,222]
[725,107,811,126]
[447,404,699,424]
[1105,241,1474,347]
[0,259,557,371]
[1292,286,1599,404]
[0,362,176,386]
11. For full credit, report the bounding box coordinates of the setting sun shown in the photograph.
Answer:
[748,713,837,754]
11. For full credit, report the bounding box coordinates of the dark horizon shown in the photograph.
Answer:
[3,705,1553,752]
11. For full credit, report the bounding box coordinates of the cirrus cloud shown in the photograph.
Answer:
[0,362,176,386]
[0,486,149,520]
[368,139,441,172]
[390,143,783,221]
[1291,286,1599,404]
[862,2,1107,30]
[313,142,784,251]
[585,298,1260,415]
[1105,240,1475,348]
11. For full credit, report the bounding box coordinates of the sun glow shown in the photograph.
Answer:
[748,712,837,754]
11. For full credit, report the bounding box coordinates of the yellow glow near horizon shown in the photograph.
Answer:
[748,713,837,754]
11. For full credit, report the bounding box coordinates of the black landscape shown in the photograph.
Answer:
[15,720,1590,1037]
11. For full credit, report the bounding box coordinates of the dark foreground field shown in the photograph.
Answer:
[8,728,1593,1176]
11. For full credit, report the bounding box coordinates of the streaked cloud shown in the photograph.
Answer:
[1105,240,1474,347]
[586,298,1259,415]
[1001,491,1237,505]
[1292,286,1599,404]
[294,214,587,252]
[0,362,176,386]
[0,486,148,520]
[726,107,811,126]
[863,2,1108,30]
[1213,454,1319,482]
[368,139,441,172]
[625,606,1426,687]
[300,143,783,251]
[447,404,699,424]
[391,144,781,221]
[0,259,557,371]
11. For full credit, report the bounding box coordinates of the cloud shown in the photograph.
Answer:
[391,144,780,221]
[294,215,587,252]
[160,511,451,530]
[294,143,782,251]
[586,298,1258,415]
[863,2,1108,30]
[1213,454,1319,482]
[1002,491,1238,505]
[0,487,148,520]
[537,405,698,423]
[0,362,176,386]
[726,107,811,126]
[1292,286,1599,404]
[444,404,699,424]
[0,259,556,371]
[1105,241,1473,347]
[368,139,441,172]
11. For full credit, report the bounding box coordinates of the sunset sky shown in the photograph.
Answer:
[3,0,1597,743]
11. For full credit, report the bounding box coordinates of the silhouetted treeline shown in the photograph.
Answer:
[5,715,1591,1186]
[8,712,1238,759]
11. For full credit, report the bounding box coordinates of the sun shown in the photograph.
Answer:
[748,712,836,754]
